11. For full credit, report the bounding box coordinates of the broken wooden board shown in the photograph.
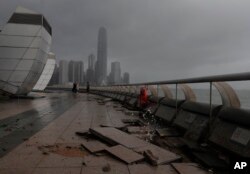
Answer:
[105,145,144,164]
[171,163,210,174]
[127,126,150,134]
[89,127,148,149]
[156,128,181,137]
[124,110,140,116]
[122,118,144,126]
[163,138,185,148]
[128,164,178,174]
[192,152,228,169]
[133,144,181,165]
[81,140,108,153]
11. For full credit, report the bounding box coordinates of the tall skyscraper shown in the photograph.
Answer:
[96,27,107,85]
[88,54,95,70]
[123,72,130,84]
[86,54,95,85]
[68,61,74,83]
[68,61,84,84]
[59,60,68,85]
[110,62,121,85]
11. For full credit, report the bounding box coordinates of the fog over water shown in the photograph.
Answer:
[1,0,250,86]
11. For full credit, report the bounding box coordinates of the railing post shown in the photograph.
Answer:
[175,83,178,114]
[209,81,213,132]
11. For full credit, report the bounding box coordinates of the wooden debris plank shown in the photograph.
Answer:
[156,128,181,137]
[163,138,185,148]
[81,140,108,153]
[133,144,181,165]
[128,164,178,174]
[127,126,149,134]
[105,145,144,164]
[89,127,148,148]
[171,163,210,174]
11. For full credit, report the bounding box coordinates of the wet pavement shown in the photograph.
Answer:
[0,92,134,173]
[0,92,78,157]
[0,92,209,174]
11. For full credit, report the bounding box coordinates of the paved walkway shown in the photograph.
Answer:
[0,93,137,174]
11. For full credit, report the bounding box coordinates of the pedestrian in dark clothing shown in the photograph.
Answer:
[86,81,90,93]
[72,82,78,93]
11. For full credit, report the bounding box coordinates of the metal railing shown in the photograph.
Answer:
[91,72,250,131]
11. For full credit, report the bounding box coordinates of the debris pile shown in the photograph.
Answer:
[38,144,88,157]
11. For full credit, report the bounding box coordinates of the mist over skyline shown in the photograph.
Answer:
[1,0,250,84]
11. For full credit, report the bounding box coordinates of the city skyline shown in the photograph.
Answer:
[52,26,130,86]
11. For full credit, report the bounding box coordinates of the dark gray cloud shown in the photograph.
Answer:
[1,0,250,83]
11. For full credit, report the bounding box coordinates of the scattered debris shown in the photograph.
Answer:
[124,110,140,116]
[2,148,7,151]
[90,127,148,148]
[163,138,185,148]
[42,151,49,155]
[75,131,95,140]
[144,150,159,165]
[134,144,181,165]
[81,140,108,153]
[102,163,111,172]
[38,144,88,157]
[156,128,181,137]
[105,145,144,164]
[122,118,144,126]
[1,124,8,128]
[23,138,29,141]
[127,126,150,134]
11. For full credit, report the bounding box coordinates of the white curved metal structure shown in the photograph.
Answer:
[0,6,52,95]
[33,52,56,91]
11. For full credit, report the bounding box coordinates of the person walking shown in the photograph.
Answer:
[86,81,90,93]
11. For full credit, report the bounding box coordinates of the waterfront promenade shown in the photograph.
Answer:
[0,92,210,174]
[0,92,141,174]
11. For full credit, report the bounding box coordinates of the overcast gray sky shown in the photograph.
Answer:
[1,0,250,83]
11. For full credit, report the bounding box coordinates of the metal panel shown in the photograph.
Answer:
[0,35,40,48]
[0,59,19,70]
[15,60,34,70]
[2,24,41,36]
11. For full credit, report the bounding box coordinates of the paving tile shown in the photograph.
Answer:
[133,144,181,165]
[89,127,148,148]
[127,126,150,134]
[37,153,83,168]
[32,167,81,174]
[171,163,210,174]
[0,150,43,169]
[82,165,129,174]
[81,140,108,153]
[128,164,178,174]
[83,155,124,167]
[105,145,144,164]
[0,168,33,174]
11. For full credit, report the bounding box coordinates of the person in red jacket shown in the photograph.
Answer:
[139,87,148,108]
